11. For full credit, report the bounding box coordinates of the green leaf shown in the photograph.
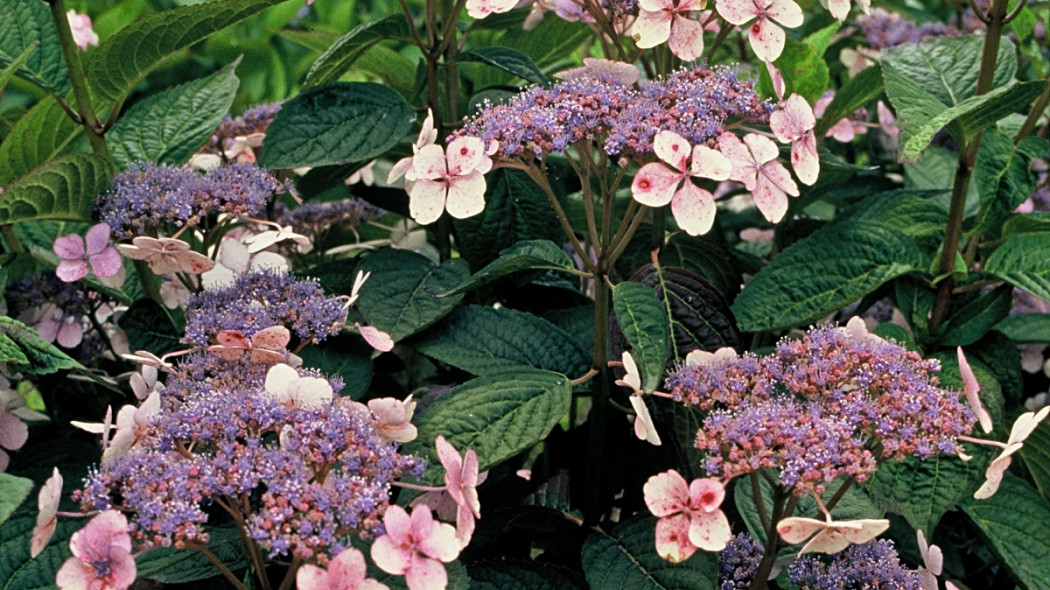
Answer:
[118,299,182,356]
[994,313,1050,344]
[136,527,248,583]
[452,47,548,85]
[468,17,589,89]
[0,509,83,590]
[732,222,923,332]
[972,131,1048,237]
[303,15,412,87]
[803,21,841,56]
[0,153,110,224]
[581,515,718,590]
[411,305,591,377]
[612,282,669,392]
[867,452,986,535]
[961,476,1050,590]
[936,284,1013,347]
[0,42,38,97]
[0,98,82,186]
[985,232,1050,301]
[1018,421,1050,503]
[258,82,415,169]
[617,230,742,299]
[404,369,571,483]
[0,316,90,377]
[0,474,33,527]
[86,0,290,108]
[355,248,469,342]
[452,168,567,270]
[107,62,240,170]
[814,65,884,138]
[0,0,70,94]
[297,334,374,400]
[440,239,575,297]
[759,38,829,103]
[1003,212,1050,237]
[468,560,586,590]
[883,35,1016,111]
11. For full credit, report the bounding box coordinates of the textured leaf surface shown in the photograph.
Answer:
[867,452,985,535]
[612,282,669,392]
[468,560,585,589]
[0,154,110,224]
[118,299,183,357]
[136,527,247,583]
[412,305,591,377]
[0,510,81,590]
[994,313,1050,343]
[617,230,742,299]
[453,47,548,85]
[961,476,1050,590]
[732,222,923,332]
[258,82,414,169]
[760,38,828,103]
[1003,211,1050,237]
[107,63,239,170]
[936,284,1013,347]
[973,132,1049,237]
[355,249,469,341]
[304,15,412,87]
[985,232,1050,301]
[0,0,69,94]
[86,0,288,107]
[1018,421,1050,503]
[0,98,82,186]
[297,334,374,400]
[452,168,566,269]
[0,317,89,377]
[581,515,718,590]
[405,369,571,483]
[814,66,884,137]
[441,239,575,296]
[0,474,33,528]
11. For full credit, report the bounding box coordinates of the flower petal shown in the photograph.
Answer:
[748,16,786,62]
[643,470,690,517]
[408,179,448,226]
[53,234,85,261]
[444,172,487,220]
[687,509,732,551]
[631,10,673,48]
[668,14,705,61]
[671,182,716,236]
[654,513,697,563]
[632,162,682,207]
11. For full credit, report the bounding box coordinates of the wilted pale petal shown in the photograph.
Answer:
[789,132,819,185]
[958,347,992,434]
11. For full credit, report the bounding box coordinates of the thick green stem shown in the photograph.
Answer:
[1,225,25,253]
[47,0,111,166]
[585,274,611,524]
[185,542,250,590]
[822,477,855,513]
[929,0,1008,334]
[749,488,789,590]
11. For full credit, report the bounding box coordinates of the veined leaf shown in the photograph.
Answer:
[867,451,986,536]
[107,62,240,170]
[452,48,548,85]
[0,154,110,224]
[441,239,575,297]
[994,313,1050,344]
[0,98,83,186]
[304,15,412,87]
[814,64,884,138]
[0,474,33,528]
[0,0,70,94]
[985,232,1050,301]
[258,82,414,169]
[1018,421,1050,503]
[612,282,669,392]
[972,131,1048,237]
[759,38,829,103]
[961,476,1050,590]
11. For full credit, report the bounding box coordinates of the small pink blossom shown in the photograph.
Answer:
[776,515,889,554]
[207,326,291,365]
[917,529,942,590]
[466,0,519,18]
[813,92,868,143]
[974,406,1050,499]
[368,396,417,443]
[408,137,493,225]
[631,0,707,61]
[54,224,123,283]
[643,470,732,561]
[631,130,731,236]
[957,347,992,434]
[31,468,63,557]
[117,237,215,276]
[296,547,388,590]
[24,303,83,349]
[56,510,136,590]
[769,94,819,186]
[370,504,461,590]
[435,436,481,548]
[718,132,798,223]
[716,0,803,62]
[66,10,99,51]
[264,363,333,409]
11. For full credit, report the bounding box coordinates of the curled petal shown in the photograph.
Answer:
[789,131,820,186]
[957,347,992,434]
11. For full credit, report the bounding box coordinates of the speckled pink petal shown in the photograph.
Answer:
[444,172,486,220]
[643,470,690,517]
[748,17,786,63]
[631,9,673,48]
[668,14,705,61]
[55,259,88,283]
[405,554,448,590]
[632,162,682,207]
[687,508,731,551]
[84,224,112,256]
[654,512,697,563]
[671,182,716,236]
[408,179,448,225]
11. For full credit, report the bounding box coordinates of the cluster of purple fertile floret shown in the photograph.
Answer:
[76,354,423,560]
[458,66,771,160]
[665,324,975,495]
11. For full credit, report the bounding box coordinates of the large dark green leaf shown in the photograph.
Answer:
[759,37,829,102]
[258,82,414,169]
[936,284,1013,347]
[972,131,1048,237]
[355,248,469,342]
[0,316,90,378]
[985,232,1050,301]
[107,63,240,170]
[118,299,182,357]
[1019,421,1050,503]
[581,515,718,590]
[304,15,413,87]
[86,0,290,108]
[296,334,374,400]
[0,154,109,224]
[440,239,575,297]
[814,65,884,137]
[0,0,70,94]
[0,474,33,528]
[0,510,82,590]
[0,98,82,186]
[411,305,591,377]
[867,451,986,535]
[961,476,1050,590]
[452,47,548,85]
[732,222,923,332]
[994,313,1050,343]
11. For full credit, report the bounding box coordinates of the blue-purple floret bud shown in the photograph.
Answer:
[458,65,771,161]
[718,533,765,590]
[788,540,923,590]
[182,270,346,346]
[276,198,384,240]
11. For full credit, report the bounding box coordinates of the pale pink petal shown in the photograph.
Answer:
[216,330,251,350]
[84,224,112,256]
[760,159,799,196]
[462,450,481,514]
[643,470,690,517]
[958,347,992,434]
[55,260,88,283]
[384,505,413,543]
[252,326,291,351]
[466,0,518,18]
[823,0,850,20]
[688,478,725,512]
[327,547,371,589]
[56,557,93,590]
[770,95,815,143]
[289,377,333,408]
[446,137,485,176]
[412,145,449,181]
[388,157,415,183]
[444,172,487,220]
[690,146,732,181]
[630,395,662,445]
[917,529,943,577]
[766,60,785,100]
[621,351,642,392]
[826,118,857,142]
[405,555,448,590]
[417,110,438,148]
[717,132,758,190]
[455,504,476,548]
[171,250,215,275]
[668,15,706,61]
[371,535,412,575]
[653,131,692,171]
[799,528,851,554]
[748,17,786,63]
[790,132,820,186]
[0,413,28,451]
[1007,406,1049,444]
[88,246,123,278]
[56,320,83,349]
[687,509,732,551]
[408,179,448,225]
[631,10,673,48]
[654,513,697,563]
[296,564,331,590]
[70,510,132,557]
[751,174,790,223]
[53,234,84,261]
[31,468,63,557]
[632,162,682,207]
[436,436,465,496]
[359,325,395,352]
[838,519,889,544]
[767,0,804,27]
[715,0,758,25]
[671,183,716,236]
[776,516,826,544]
[637,0,669,11]
[417,520,461,563]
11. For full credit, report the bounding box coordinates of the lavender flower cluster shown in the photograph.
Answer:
[276,198,384,241]
[718,533,764,590]
[855,8,964,48]
[666,324,975,494]
[77,353,423,559]
[96,162,285,239]
[201,103,282,159]
[788,540,923,589]
[182,270,346,346]
[458,66,770,160]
